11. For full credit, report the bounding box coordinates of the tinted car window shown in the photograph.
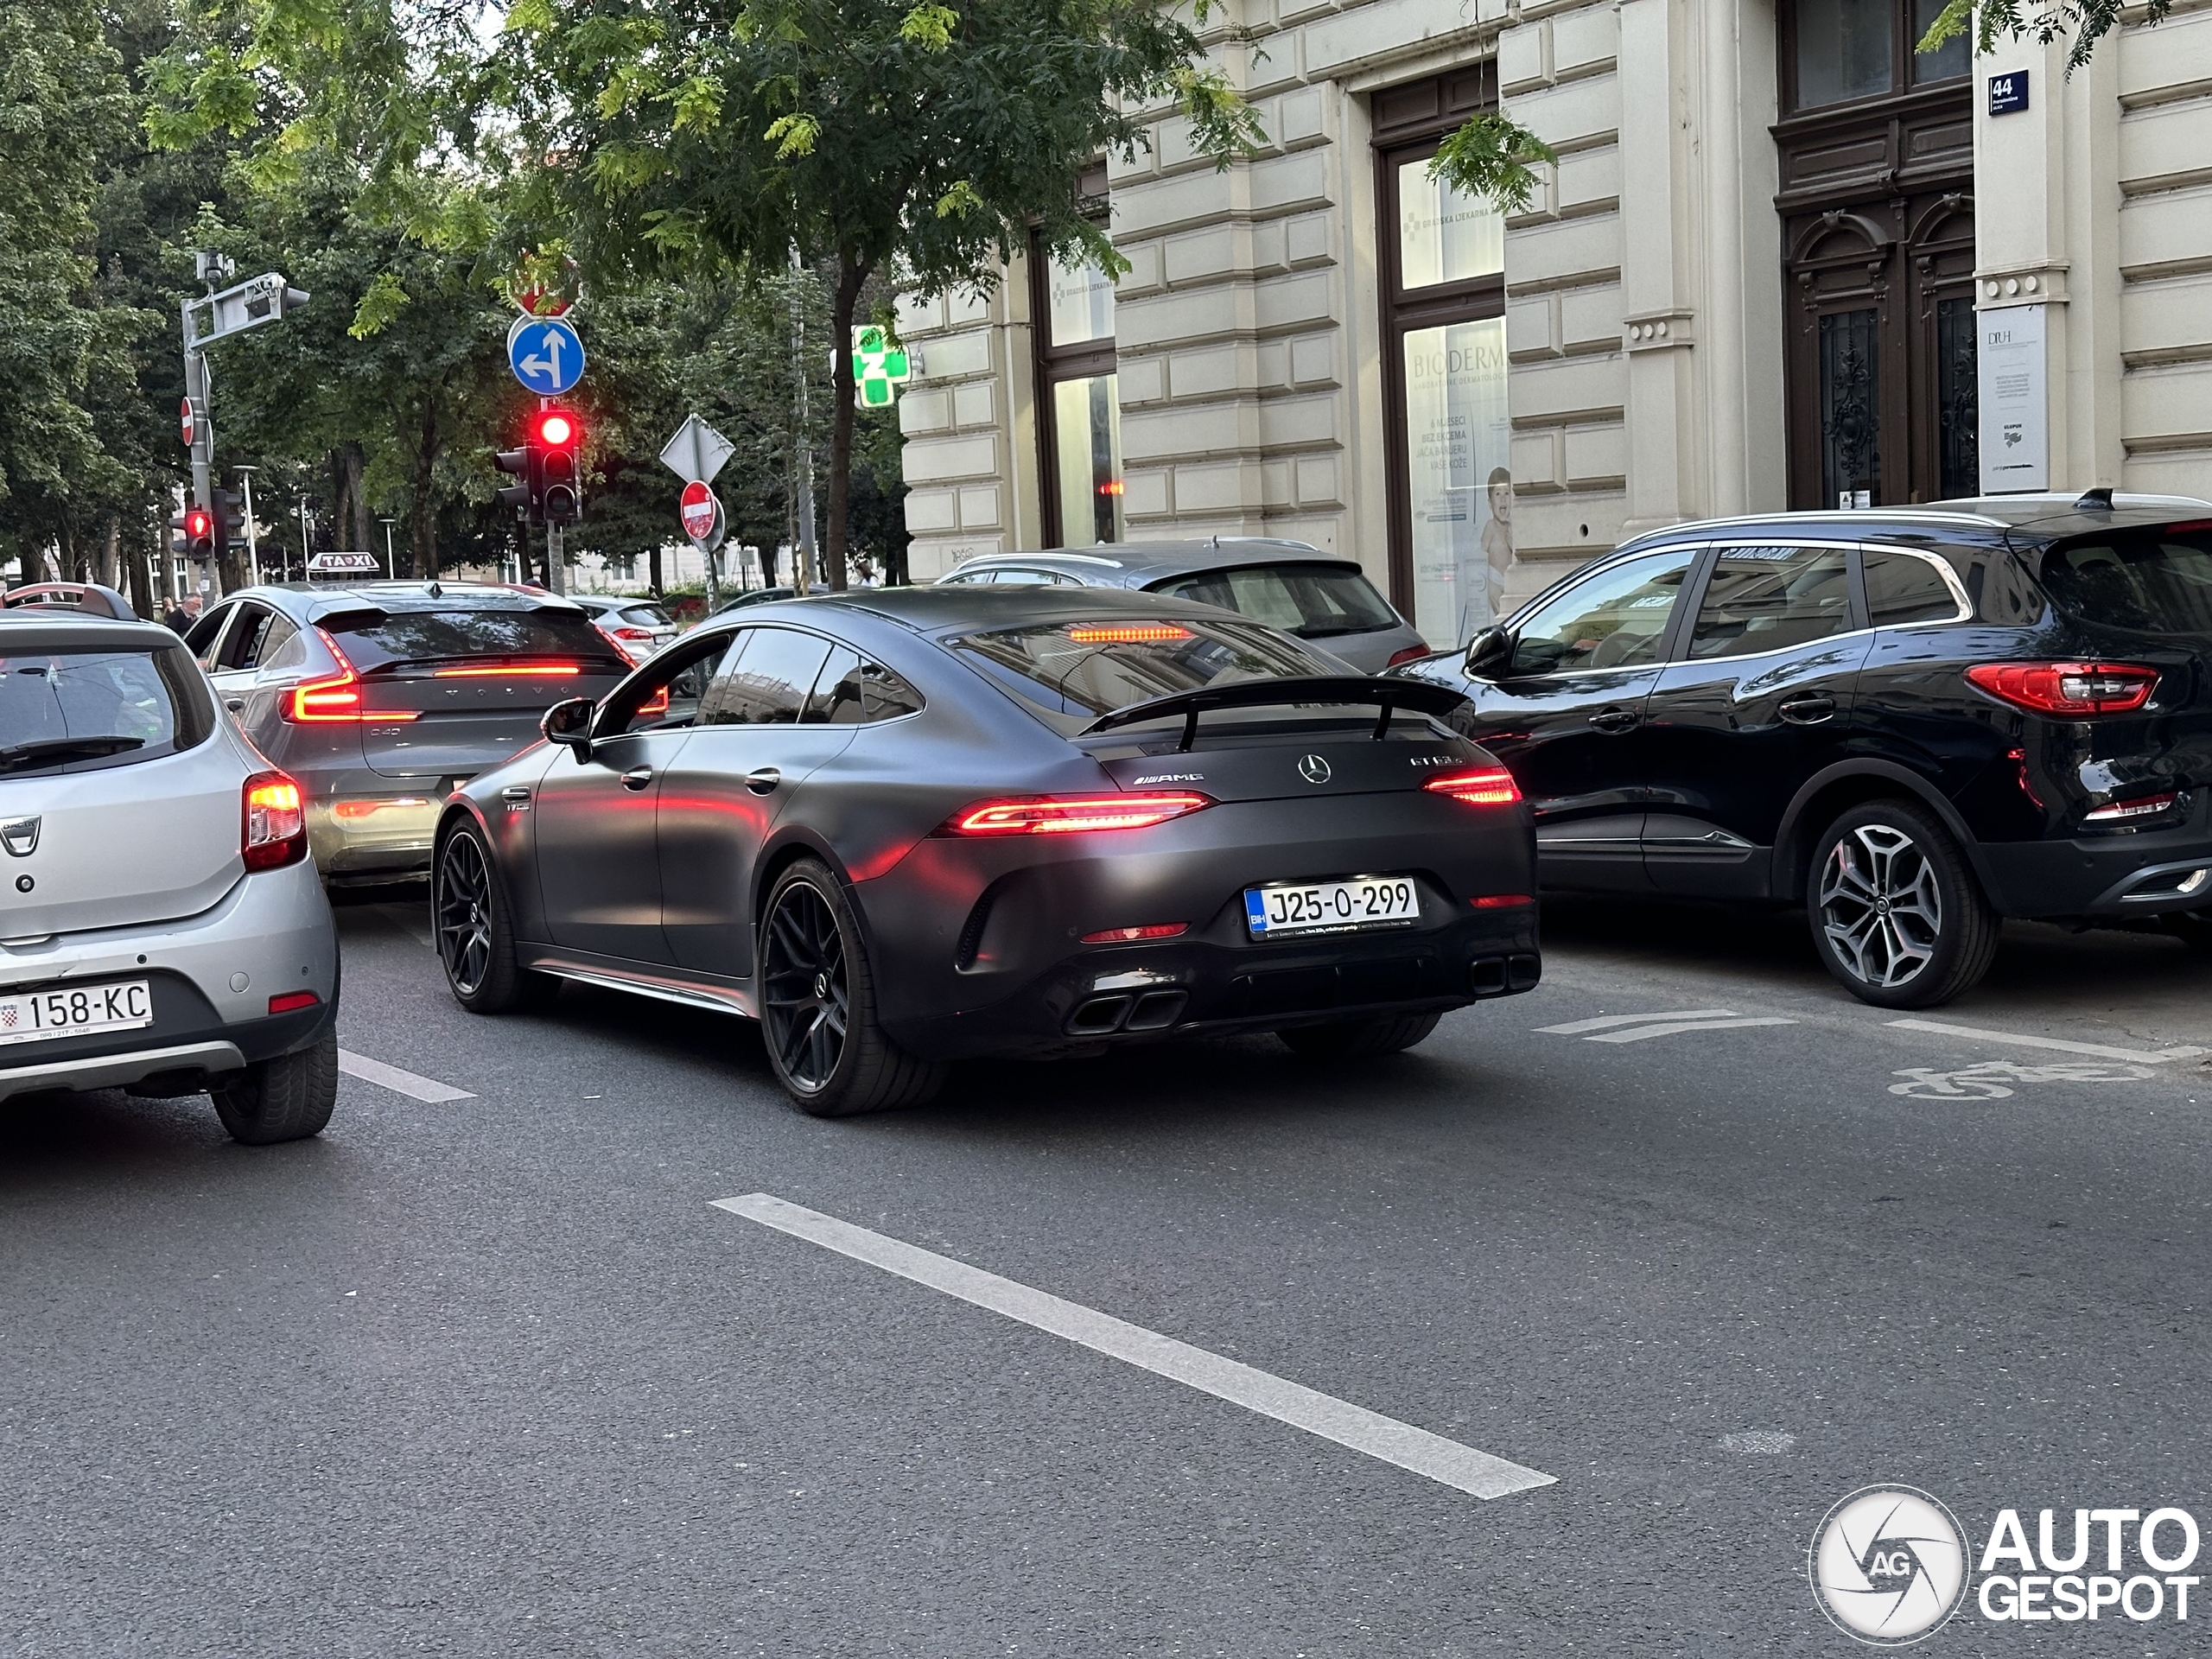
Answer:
[805,650,926,724]
[325,607,620,671]
[619,603,672,627]
[1150,563,1398,639]
[806,646,867,723]
[0,644,215,776]
[953,616,1339,722]
[1688,545,1853,659]
[1509,549,1697,676]
[1863,548,1965,626]
[2040,531,2212,633]
[704,627,834,725]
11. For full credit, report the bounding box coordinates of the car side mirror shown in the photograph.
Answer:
[541,696,595,755]
[1463,626,1512,680]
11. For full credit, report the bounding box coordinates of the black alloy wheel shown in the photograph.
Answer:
[435,822,554,1014]
[758,859,944,1116]
[1807,801,1999,1008]
[761,877,849,1095]
[436,829,495,997]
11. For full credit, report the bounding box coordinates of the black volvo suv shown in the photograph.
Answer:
[1399,491,2212,1007]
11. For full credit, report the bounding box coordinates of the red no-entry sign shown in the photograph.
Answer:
[679,480,718,542]
[180,398,194,447]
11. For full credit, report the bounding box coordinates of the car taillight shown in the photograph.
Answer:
[1423,766,1522,806]
[1471,893,1534,908]
[938,792,1215,836]
[242,770,308,871]
[431,664,582,677]
[610,626,656,642]
[283,631,418,723]
[2085,791,2179,823]
[1065,623,1194,644]
[267,989,321,1014]
[1386,644,1433,667]
[1964,661,2159,715]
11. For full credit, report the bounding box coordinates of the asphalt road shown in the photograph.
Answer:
[4,889,2209,1656]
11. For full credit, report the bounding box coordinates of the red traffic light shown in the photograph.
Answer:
[185,509,213,538]
[536,410,577,447]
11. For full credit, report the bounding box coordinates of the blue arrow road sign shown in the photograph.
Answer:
[507,315,584,397]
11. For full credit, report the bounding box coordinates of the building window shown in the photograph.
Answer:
[1375,66,1511,650]
[1033,171,1122,548]
[1788,0,1968,111]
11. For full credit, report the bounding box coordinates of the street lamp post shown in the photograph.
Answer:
[296,497,312,576]
[378,517,397,579]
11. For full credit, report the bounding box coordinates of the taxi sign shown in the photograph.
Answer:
[308,551,382,578]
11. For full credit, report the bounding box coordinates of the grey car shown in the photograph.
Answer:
[935,538,1431,672]
[566,593,679,664]
[0,592,340,1141]
[181,581,631,883]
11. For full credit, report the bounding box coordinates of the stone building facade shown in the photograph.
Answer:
[895,0,2212,648]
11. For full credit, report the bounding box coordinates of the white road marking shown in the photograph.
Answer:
[713,1192,1555,1502]
[1886,1019,2208,1065]
[1890,1060,2155,1099]
[1586,1016,1797,1043]
[337,1050,474,1103]
[1537,1008,1798,1043]
[1721,1431,1796,1453]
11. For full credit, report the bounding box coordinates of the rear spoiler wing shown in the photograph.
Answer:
[1084,674,1469,751]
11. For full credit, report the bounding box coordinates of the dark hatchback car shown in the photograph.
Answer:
[183,582,630,881]
[1396,491,2212,1007]
[433,587,1539,1116]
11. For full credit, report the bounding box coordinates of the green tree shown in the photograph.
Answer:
[0,0,134,584]
[1918,0,2165,71]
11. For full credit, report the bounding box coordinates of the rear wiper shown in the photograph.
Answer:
[0,735,145,773]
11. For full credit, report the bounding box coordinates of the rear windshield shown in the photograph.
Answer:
[0,644,215,777]
[1147,563,1399,639]
[950,617,1344,726]
[619,603,672,627]
[2039,531,2212,633]
[325,607,624,671]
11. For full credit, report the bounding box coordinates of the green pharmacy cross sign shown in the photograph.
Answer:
[851,326,912,408]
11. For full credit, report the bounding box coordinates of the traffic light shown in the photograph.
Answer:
[536,407,582,524]
[168,510,189,557]
[210,489,244,555]
[494,442,537,523]
[183,505,215,560]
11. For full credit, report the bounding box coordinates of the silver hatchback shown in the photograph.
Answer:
[935,538,1433,672]
[0,599,340,1142]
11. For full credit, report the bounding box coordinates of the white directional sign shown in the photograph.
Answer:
[659,413,735,486]
[507,315,585,397]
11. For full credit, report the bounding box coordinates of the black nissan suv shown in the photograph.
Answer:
[1397,491,2212,1007]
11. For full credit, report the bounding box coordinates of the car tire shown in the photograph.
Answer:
[1276,1010,1442,1058]
[1807,800,1999,1008]
[760,858,944,1116]
[435,819,557,1014]
[212,1030,338,1144]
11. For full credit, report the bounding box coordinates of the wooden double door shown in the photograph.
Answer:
[1775,76,1980,508]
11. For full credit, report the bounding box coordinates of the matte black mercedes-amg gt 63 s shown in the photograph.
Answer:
[432,587,1540,1115]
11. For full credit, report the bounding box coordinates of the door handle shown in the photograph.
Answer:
[620,766,654,791]
[1778,694,1837,725]
[1586,707,1639,734]
[746,766,782,795]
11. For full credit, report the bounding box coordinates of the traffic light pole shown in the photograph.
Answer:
[546,522,565,595]
[180,254,308,598]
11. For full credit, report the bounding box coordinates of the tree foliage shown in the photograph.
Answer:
[1918,0,2165,73]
